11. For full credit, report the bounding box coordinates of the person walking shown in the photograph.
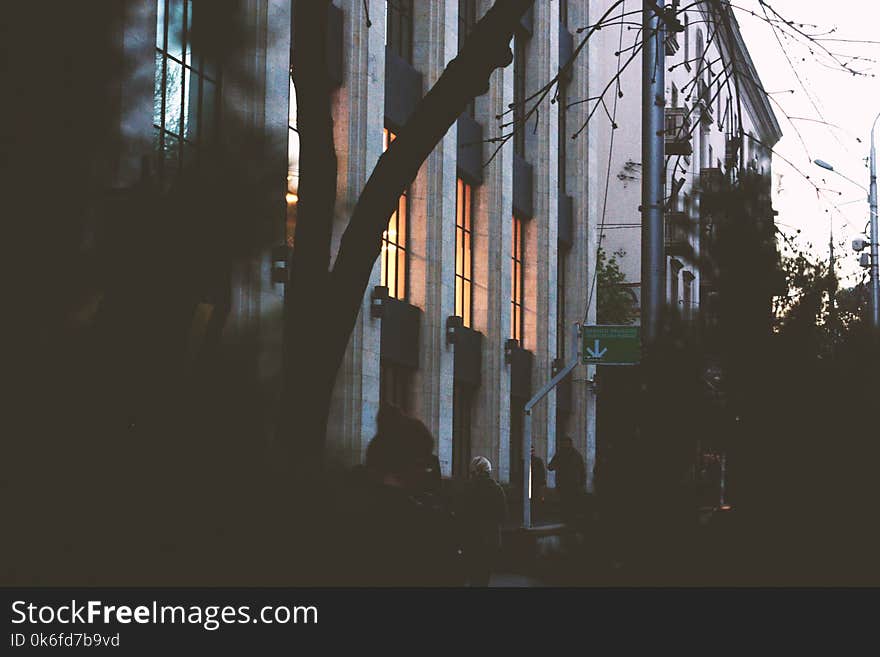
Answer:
[457,456,507,587]
[549,436,586,527]
[530,445,547,520]
[333,404,465,586]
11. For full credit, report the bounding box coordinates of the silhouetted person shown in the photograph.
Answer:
[335,404,464,586]
[549,436,586,527]
[457,456,507,587]
[531,446,547,500]
[530,445,547,520]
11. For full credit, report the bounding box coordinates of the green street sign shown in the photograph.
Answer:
[582,325,641,365]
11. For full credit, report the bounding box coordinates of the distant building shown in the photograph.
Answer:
[589,0,782,326]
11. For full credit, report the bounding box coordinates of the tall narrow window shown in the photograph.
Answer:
[696,29,704,74]
[560,0,569,26]
[381,129,408,300]
[154,0,221,185]
[557,251,567,359]
[683,271,695,321]
[380,362,412,413]
[671,259,683,311]
[458,0,477,52]
[287,78,299,247]
[511,216,525,343]
[386,0,413,63]
[452,383,474,478]
[513,33,527,156]
[558,82,567,193]
[455,178,474,327]
[458,0,478,115]
[684,14,690,67]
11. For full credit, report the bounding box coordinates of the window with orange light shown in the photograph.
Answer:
[381,129,408,300]
[455,178,474,328]
[511,216,524,343]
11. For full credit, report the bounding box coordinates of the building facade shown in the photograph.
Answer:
[589,0,782,323]
[101,0,600,499]
[98,0,778,504]
[313,0,598,494]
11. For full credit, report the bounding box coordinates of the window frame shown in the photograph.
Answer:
[511,215,525,344]
[458,0,478,115]
[556,249,567,360]
[513,31,527,157]
[683,271,695,320]
[381,128,409,301]
[558,81,568,193]
[452,382,474,478]
[455,178,475,328]
[153,0,221,184]
[386,0,414,63]
[380,362,412,413]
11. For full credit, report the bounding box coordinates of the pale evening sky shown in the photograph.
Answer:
[732,0,880,287]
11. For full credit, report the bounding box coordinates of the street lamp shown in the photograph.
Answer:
[814,128,880,330]
[870,111,880,330]
[813,159,868,192]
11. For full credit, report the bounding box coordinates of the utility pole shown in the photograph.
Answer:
[641,0,667,344]
[869,111,879,329]
[828,219,837,343]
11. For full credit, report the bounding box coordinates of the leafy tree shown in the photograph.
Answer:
[596,247,635,325]
[772,237,867,356]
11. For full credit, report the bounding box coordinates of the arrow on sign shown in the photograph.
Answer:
[585,339,607,359]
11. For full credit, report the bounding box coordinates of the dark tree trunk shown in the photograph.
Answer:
[282,0,337,480]
[282,0,537,479]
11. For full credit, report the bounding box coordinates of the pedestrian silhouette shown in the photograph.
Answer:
[334,403,464,586]
[549,436,586,527]
[457,456,507,587]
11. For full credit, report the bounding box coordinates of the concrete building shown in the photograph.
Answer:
[93,0,778,506]
[310,0,598,496]
[588,0,782,323]
[95,0,601,503]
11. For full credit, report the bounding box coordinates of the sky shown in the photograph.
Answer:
[732,0,880,287]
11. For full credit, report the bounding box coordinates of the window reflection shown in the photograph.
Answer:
[511,216,524,342]
[455,178,474,328]
[153,0,221,186]
[381,129,408,300]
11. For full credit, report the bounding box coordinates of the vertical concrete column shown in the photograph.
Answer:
[472,5,513,484]
[522,0,560,475]
[224,0,271,383]
[410,1,458,475]
[326,0,386,467]
[256,0,292,442]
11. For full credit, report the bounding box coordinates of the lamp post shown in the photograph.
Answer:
[870,112,880,329]
[814,143,880,329]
